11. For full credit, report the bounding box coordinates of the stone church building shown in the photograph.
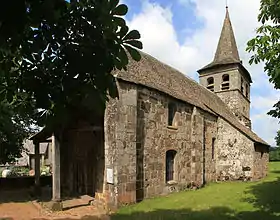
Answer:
[31,8,269,209]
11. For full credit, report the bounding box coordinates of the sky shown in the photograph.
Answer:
[122,0,280,146]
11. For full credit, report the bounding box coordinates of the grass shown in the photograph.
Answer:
[111,162,280,220]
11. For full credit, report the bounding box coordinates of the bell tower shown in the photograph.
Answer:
[197,7,252,129]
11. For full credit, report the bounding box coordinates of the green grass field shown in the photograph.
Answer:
[111,162,280,220]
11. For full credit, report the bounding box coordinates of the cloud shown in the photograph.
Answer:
[126,0,280,145]
[127,1,200,78]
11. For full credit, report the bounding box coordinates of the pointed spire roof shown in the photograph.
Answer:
[198,7,252,82]
[213,6,240,64]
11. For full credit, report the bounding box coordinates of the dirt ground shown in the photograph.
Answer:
[0,190,109,220]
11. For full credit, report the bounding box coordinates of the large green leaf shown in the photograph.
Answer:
[118,25,129,39]
[123,30,141,41]
[109,0,120,11]
[124,40,143,49]
[111,4,128,16]
[124,45,141,62]
[119,46,129,67]
[112,17,126,27]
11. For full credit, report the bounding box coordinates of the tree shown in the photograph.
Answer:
[269,147,280,161]
[0,0,142,161]
[0,101,37,164]
[275,130,280,147]
[0,2,142,128]
[246,0,280,120]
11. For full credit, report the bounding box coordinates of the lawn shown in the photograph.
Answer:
[111,162,280,220]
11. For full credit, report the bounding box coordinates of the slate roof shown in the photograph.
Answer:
[115,51,269,146]
[198,7,252,83]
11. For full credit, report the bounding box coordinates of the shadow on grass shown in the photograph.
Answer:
[243,177,280,214]
[111,207,279,220]
[271,170,280,174]
[112,174,280,220]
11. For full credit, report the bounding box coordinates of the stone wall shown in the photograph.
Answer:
[101,81,219,206]
[216,118,254,181]
[97,93,119,208]
[199,66,240,92]
[133,84,218,200]
[253,144,269,180]
[199,65,251,129]
[100,80,267,209]
[114,82,138,205]
[217,90,250,124]
[136,86,194,199]
[95,81,139,208]
[203,111,218,182]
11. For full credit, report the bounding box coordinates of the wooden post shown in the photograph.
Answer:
[34,141,41,195]
[52,133,62,204]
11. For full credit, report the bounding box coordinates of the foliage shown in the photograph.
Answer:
[0,0,142,133]
[0,101,37,164]
[246,0,280,121]
[0,0,142,161]
[112,162,280,220]
[11,166,30,177]
[275,130,280,147]
[40,165,51,176]
[269,147,280,161]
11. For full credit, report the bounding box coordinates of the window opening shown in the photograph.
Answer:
[245,83,249,98]
[166,150,177,182]
[212,138,216,160]
[168,102,176,126]
[221,74,230,90]
[207,77,214,92]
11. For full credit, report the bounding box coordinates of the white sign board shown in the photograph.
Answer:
[106,168,114,184]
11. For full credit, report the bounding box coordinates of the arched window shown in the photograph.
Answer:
[207,77,214,92]
[166,150,177,182]
[221,74,230,90]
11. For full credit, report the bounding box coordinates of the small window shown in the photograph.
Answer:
[241,77,244,94]
[212,138,215,160]
[222,74,229,82]
[221,74,230,90]
[245,84,249,98]
[207,77,214,92]
[168,102,176,126]
[166,150,177,182]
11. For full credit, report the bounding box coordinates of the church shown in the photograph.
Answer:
[31,7,269,210]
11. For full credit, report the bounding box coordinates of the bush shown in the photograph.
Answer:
[270,147,280,161]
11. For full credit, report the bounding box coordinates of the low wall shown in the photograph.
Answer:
[0,176,52,190]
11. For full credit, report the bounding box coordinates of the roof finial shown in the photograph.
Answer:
[226,0,228,9]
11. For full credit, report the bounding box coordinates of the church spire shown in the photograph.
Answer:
[213,6,240,64]
[198,7,242,72]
